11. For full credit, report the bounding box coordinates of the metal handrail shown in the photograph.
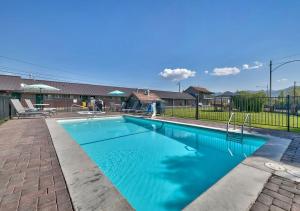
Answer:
[241,113,251,136]
[226,112,236,136]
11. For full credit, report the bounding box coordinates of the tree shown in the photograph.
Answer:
[232,91,267,112]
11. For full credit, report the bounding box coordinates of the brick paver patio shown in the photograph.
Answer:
[1,114,300,211]
[251,175,300,211]
[250,133,300,211]
[0,119,73,211]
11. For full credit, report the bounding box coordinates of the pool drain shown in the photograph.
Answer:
[265,162,286,171]
[287,169,300,178]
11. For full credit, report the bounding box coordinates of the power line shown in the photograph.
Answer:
[0,67,126,88]
[0,55,101,79]
[0,68,96,84]
[0,65,89,82]
[0,65,62,79]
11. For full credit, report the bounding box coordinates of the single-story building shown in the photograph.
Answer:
[217,91,235,98]
[125,91,164,113]
[184,86,214,105]
[0,74,195,109]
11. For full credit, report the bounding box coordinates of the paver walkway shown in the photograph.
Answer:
[0,119,73,211]
[250,135,300,211]
[1,115,299,211]
[282,137,300,167]
[251,175,300,211]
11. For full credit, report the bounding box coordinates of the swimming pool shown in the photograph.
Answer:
[59,116,266,211]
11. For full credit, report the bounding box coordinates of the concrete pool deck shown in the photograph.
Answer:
[1,113,300,211]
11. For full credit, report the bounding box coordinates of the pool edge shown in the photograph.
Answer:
[124,115,293,211]
[45,117,134,211]
[47,115,293,211]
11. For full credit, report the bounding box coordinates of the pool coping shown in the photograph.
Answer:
[46,117,134,211]
[46,115,295,211]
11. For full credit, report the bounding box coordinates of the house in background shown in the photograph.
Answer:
[0,74,195,109]
[212,91,236,111]
[125,91,163,112]
[184,86,214,105]
[217,91,235,98]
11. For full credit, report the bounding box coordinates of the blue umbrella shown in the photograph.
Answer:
[108,90,125,95]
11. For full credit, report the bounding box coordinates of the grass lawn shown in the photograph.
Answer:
[0,118,8,126]
[165,107,300,132]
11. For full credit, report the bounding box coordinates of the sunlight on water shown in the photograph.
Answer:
[60,116,265,211]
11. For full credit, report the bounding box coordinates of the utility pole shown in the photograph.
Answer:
[268,58,300,129]
[294,81,297,114]
[270,59,300,99]
[269,60,272,98]
[177,81,181,92]
[294,81,296,99]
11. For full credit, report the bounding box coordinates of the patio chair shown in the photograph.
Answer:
[135,103,148,114]
[25,99,56,114]
[122,101,139,113]
[10,99,50,119]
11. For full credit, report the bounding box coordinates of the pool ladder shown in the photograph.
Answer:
[226,113,251,142]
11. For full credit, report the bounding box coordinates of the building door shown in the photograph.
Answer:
[36,94,44,105]
[11,92,21,100]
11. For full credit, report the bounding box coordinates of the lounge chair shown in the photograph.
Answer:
[122,101,139,113]
[135,103,147,113]
[25,99,56,114]
[10,99,50,119]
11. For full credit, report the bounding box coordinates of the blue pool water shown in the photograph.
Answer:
[59,116,265,211]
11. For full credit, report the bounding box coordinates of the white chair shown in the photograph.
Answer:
[25,99,56,114]
[10,99,50,119]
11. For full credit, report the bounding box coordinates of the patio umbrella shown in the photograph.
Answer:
[21,83,60,93]
[108,90,125,95]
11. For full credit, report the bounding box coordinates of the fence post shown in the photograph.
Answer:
[229,96,232,119]
[172,99,174,117]
[287,95,290,132]
[195,95,199,120]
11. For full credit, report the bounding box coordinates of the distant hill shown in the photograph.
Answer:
[273,86,300,97]
[213,86,300,97]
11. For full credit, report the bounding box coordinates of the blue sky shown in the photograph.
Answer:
[0,0,300,92]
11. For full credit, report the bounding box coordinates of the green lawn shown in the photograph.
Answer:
[0,119,7,125]
[164,107,300,132]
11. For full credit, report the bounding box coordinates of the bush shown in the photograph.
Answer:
[232,91,267,112]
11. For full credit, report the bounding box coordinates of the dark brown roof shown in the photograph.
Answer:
[0,74,195,100]
[218,91,235,97]
[185,86,214,94]
[150,89,194,100]
[0,75,22,91]
[130,91,161,102]
[20,78,136,96]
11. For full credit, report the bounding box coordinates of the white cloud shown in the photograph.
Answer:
[211,67,240,76]
[277,78,288,83]
[242,61,263,70]
[204,70,209,74]
[159,68,196,81]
